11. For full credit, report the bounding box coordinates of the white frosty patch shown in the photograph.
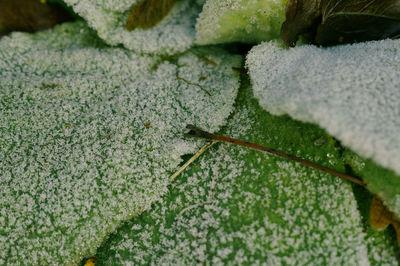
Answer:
[196,0,286,45]
[247,40,400,176]
[90,0,141,12]
[0,22,241,265]
[63,0,201,55]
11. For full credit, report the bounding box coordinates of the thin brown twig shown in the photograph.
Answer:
[185,125,366,187]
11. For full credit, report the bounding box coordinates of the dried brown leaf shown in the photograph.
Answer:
[370,196,400,245]
[281,0,400,47]
[126,0,178,31]
[0,0,72,37]
[370,196,392,230]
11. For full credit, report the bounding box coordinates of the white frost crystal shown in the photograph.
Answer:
[63,0,202,55]
[0,22,241,265]
[247,40,400,178]
[196,0,286,45]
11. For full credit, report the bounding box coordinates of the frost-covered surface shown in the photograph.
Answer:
[63,0,202,55]
[95,82,398,265]
[89,0,141,12]
[247,40,400,216]
[0,21,241,265]
[196,0,286,45]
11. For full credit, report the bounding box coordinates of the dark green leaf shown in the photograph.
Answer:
[280,0,322,47]
[317,0,400,45]
[281,0,400,47]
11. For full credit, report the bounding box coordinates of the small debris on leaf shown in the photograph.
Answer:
[84,257,97,266]
[194,54,217,66]
[370,196,400,244]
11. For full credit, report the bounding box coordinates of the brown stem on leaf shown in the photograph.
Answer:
[186,125,366,187]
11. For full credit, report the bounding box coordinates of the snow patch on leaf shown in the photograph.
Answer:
[247,40,400,181]
[0,21,241,265]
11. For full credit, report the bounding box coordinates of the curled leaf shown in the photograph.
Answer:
[126,0,178,31]
[281,0,400,47]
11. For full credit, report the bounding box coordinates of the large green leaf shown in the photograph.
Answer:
[62,0,203,55]
[0,21,241,265]
[196,0,286,45]
[94,80,398,265]
[247,40,400,218]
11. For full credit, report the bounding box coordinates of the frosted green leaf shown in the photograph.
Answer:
[247,40,400,217]
[94,81,398,265]
[0,21,241,265]
[196,0,286,45]
[63,0,202,55]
